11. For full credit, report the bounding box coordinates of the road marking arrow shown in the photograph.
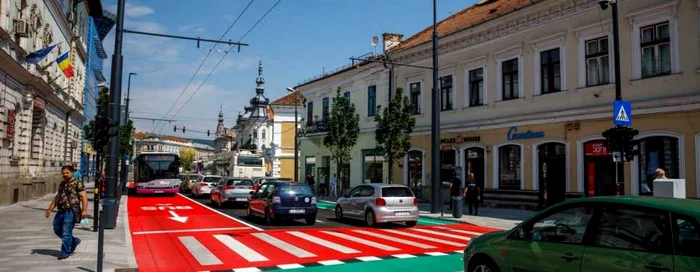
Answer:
[168,210,189,223]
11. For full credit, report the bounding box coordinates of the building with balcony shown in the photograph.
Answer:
[133,132,215,161]
[0,0,102,205]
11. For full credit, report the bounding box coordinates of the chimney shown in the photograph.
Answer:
[382,33,403,53]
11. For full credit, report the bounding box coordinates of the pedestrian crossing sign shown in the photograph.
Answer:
[613,100,632,126]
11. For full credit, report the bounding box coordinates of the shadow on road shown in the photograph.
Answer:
[76,266,95,272]
[31,249,61,257]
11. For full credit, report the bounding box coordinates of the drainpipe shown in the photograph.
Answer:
[64,109,73,166]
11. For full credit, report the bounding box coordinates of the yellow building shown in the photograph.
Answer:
[270,93,303,180]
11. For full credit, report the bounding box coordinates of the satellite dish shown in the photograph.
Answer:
[371,36,379,47]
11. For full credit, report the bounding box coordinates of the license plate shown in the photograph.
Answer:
[236,198,247,201]
[394,211,410,216]
[289,209,305,214]
[154,190,164,194]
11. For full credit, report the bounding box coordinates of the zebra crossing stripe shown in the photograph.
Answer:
[356,256,382,261]
[352,230,436,249]
[412,228,472,240]
[287,231,360,254]
[321,231,400,251]
[392,254,416,259]
[179,236,223,266]
[252,233,316,258]
[214,234,269,262]
[232,268,261,272]
[439,228,484,237]
[381,229,466,247]
[318,260,345,266]
[277,264,305,269]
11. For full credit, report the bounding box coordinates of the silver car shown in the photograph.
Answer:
[335,184,419,227]
[210,178,255,208]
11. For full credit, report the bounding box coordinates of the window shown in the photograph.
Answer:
[640,22,671,78]
[525,205,594,244]
[637,136,679,195]
[409,82,421,115]
[468,68,484,106]
[367,85,377,117]
[502,59,519,100]
[343,91,350,100]
[348,186,362,198]
[673,214,700,257]
[540,48,561,94]
[440,75,453,111]
[261,129,266,140]
[586,37,610,86]
[253,130,257,139]
[322,97,330,122]
[359,186,375,197]
[381,187,413,197]
[363,149,384,183]
[498,145,521,190]
[306,101,313,126]
[593,205,671,253]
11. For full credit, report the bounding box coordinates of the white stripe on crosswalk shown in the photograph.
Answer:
[353,230,436,249]
[393,254,416,259]
[318,260,345,266]
[321,231,400,251]
[412,228,472,240]
[441,228,484,237]
[179,236,223,266]
[252,233,316,258]
[277,264,305,269]
[425,252,448,256]
[213,234,269,262]
[288,231,360,254]
[356,256,382,261]
[233,268,261,272]
[381,229,466,247]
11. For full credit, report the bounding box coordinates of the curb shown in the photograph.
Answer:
[318,201,465,225]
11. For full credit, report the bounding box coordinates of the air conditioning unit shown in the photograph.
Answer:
[67,12,75,24]
[13,19,28,37]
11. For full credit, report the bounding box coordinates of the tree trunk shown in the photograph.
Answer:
[336,159,341,196]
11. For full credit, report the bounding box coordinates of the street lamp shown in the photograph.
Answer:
[286,87,299,182]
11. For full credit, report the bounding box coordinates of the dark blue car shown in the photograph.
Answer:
[246,181,317,225]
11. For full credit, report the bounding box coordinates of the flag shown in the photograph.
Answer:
[25,44,56,64]
[56,52,74,78]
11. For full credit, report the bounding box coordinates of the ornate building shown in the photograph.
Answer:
[214,106,235,153]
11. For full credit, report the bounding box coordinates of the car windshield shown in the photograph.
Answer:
[228,180,253,186]
[278,184,313,196]
[203,177,221,183]
[136,160,179,182]
[381,187,414,197]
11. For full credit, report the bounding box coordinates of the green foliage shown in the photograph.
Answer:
[83,120,95,143]
[374,88,416,182]
[323,87,360,178]
[119,119,135,157]
[179,147,197,171]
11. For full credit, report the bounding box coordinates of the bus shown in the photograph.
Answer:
[132,152,182,195]
[231,150,265,179]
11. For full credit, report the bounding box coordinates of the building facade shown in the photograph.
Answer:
[133,132,215,161]
[269,92,302,180]
[214,107,236,153]
[0,0,102,205]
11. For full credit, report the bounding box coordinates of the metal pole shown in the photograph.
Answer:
[611,1,624,191]
[92,153,100,232]
[430,0,441,213]
[294,92,299,182]
[119,73,135,194]
[96,210,105,272]
[103,0,125,229]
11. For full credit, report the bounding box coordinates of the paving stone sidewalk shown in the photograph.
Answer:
[417,203,536,230]
[0,181,136,272]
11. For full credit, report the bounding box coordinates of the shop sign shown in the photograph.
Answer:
[585,141,611,157]
[440,135,480,144]
[507,127,545,140]
[6,110,16,140]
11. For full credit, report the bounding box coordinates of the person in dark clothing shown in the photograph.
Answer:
[448,172,462,210]
[463,173,480,215]
[307,174,315,193]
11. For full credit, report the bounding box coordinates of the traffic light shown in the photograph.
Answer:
[94,115,109,153]
[602,126,639,162]
[207,129,210,136]
[173,125,177,132]
[183,126,186,133]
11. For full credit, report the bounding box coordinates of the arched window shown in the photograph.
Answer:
[262,129,266,140]
[637,136,679,195]
[498,145,522,190]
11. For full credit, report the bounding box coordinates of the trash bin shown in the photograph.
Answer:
[451,196,464,218]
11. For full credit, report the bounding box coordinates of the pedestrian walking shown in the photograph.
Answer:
[307,174,316,193]
[44,165,88,260]
[330,174,338,197]
[448,172,462,210]
[341,176,349,196]
[463,173,481,215]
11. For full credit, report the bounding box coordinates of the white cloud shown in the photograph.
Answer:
[125,20,168,33]
[106,2,155,18]
[179,24,206,34]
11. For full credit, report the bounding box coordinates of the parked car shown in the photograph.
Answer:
[252,177,293,191]
[246,181,317,225]
[335,184,419,227]
[463,196,700,272]
[179,174,203,194]
[210,178,255,208]
[190,175,223,198]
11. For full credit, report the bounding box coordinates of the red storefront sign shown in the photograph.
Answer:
[584,141,611,157]
[6,110,15,140]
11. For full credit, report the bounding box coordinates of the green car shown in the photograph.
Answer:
[463,196,700,272]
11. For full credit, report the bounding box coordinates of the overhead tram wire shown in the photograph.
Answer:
[166,0,282,122]
[151,0,256,133]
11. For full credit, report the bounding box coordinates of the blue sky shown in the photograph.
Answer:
[103,0,476,140]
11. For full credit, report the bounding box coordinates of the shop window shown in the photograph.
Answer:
[637,136,679,195]
[440,149,457,183]
[407,150,423,186]
[499,145,522,190]
[363,149,383,183]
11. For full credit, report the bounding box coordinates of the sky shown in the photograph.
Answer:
[102,0,477,140]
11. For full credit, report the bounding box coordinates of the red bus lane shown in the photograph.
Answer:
[128,194,261,272]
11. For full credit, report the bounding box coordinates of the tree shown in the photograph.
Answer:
[179,147,197,172]
[83,87,110,153]
[374,87,416,183]
[323,87,360,191]
[119,119,135,157]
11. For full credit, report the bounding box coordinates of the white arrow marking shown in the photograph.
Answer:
[168,210,188,223]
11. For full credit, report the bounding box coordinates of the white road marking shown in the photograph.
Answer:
[318,260,345,266]
[352,230,436,249]
[393,254,416,259]
[132,227,251,235]
[440,228,484,237]
[356,256,382,261]
[412,228,472,240]
[315,220,324,223]
[322,231,399,251]
[252,233,316,258]
[425,252,448,256]
[287,231,360,254]
[454,250,464,253]
[177,193,263,231]
[381,229,465,247]
[213,234,268,262]
[233,268,261,272]
[179,236,222,266]
[277,264,305,269]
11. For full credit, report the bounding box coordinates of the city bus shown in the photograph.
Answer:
[131,152,182,195]
[231,150,266,179]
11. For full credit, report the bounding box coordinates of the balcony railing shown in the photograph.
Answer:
[302,118,328,136]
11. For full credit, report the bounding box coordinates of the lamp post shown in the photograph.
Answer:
[286,87,299,182]
[119,72,136,194]
[430,0,441,214]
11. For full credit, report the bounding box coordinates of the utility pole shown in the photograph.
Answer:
[119,72,136,194]
[430,0,441,213]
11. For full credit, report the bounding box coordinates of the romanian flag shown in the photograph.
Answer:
[56,52,74,78]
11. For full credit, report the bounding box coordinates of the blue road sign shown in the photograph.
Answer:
[613,100,632,126]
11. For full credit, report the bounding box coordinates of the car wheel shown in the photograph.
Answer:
[305,217,316,225]
[468,256,500,272]
[335,206,343,221]
[245,205,253,218]
[405,221,417,227]
[264,208,275,225]
[365,210,376,227]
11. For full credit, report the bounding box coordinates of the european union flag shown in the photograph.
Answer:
[25,44,56,64]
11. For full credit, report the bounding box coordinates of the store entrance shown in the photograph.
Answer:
[538,143,566,208]
[464,147,485,203]
[584,140,623,197]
